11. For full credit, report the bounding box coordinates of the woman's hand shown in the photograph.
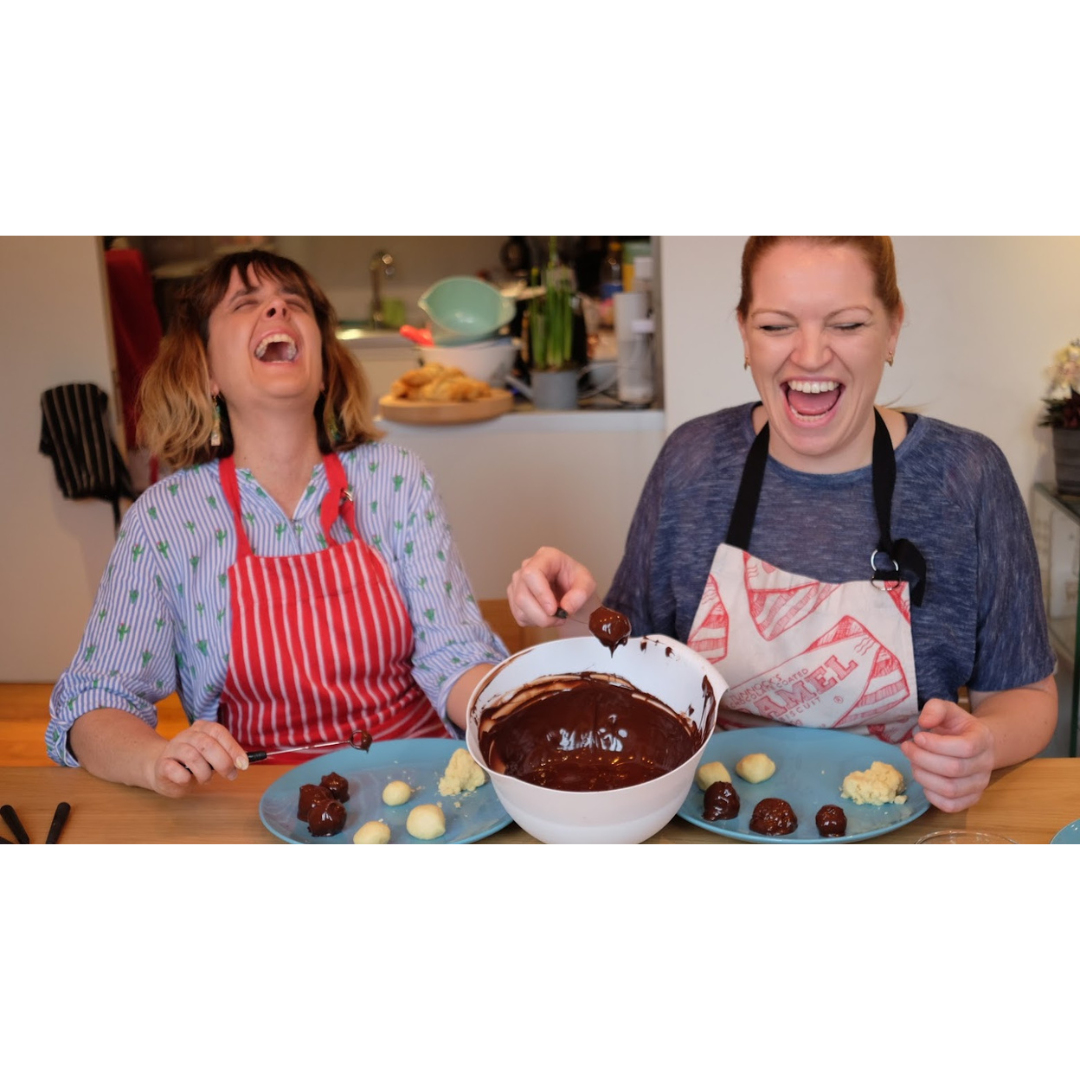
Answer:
[149,719,248,798]
[900,699,995,813]
[507,546,598,628]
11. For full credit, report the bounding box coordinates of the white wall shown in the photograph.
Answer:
[659,236,1080,492]
[0,237,119,681]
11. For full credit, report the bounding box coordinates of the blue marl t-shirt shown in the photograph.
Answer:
[605,403,1054,706]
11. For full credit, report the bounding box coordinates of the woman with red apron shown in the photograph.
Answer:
[686,409,925,743]
[217,452,445,760]
[56,249,499,798]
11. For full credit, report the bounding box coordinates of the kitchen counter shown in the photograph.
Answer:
[3,757,1078,843]
[377,402,665,436]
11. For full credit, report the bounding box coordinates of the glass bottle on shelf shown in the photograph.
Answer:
[598,240,623,328]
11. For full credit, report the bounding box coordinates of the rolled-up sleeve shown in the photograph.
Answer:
[46,507,180,766]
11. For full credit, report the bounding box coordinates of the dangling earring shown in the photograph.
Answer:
[327,414,341,443]
[744,356,750,370]
[210,396,223,447]
[886,353,894,367]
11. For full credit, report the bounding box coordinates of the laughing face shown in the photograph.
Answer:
[738,239,902,474]
[206,266,324,422]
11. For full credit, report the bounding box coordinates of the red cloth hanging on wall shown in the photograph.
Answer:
[104,248,163,450]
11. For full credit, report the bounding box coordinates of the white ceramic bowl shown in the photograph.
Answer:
[417,339,518,386]
[466,635,726,844]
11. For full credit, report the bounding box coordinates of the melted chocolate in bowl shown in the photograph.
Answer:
[588,606,631,655]
[477,671,713,792]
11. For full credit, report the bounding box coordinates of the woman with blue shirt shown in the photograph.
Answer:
[47,250,506,796]
[507,236,1057,813]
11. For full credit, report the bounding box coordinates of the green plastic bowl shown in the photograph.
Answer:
[418,276,516,343]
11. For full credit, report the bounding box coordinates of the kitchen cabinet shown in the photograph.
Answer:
[376,409,666,603]
[1031,482,1080,755]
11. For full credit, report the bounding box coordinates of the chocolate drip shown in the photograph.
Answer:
[588,606,631,655]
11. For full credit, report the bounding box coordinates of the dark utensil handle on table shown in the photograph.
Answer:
[46,802,71,844]
[1,804,31,844]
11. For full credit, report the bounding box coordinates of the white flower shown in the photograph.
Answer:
[1045,339,1080,398]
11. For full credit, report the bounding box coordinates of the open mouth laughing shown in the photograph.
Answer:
[254,332,299,363]
[785,378,841,419]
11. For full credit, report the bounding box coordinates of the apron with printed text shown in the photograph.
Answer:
[216,453,446,758]
[686,411,926,744]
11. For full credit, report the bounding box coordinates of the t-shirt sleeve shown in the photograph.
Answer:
[968,442,1056,692]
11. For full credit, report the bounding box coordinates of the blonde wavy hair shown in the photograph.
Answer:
[137,249,381,469]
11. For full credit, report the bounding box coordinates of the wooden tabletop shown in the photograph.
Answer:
[2,757,1079,844]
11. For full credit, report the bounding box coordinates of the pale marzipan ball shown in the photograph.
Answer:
[406,803,446,840]
[735,752,776,784]
[382,780,413,806]
[353,820,391,844]
[696,760,732,791]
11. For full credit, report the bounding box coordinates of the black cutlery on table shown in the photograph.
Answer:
[46,802,71,844]
[1,804,31,844]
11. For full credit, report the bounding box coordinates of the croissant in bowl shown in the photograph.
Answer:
[389,363,493,403]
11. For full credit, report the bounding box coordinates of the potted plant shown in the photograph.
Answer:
[1040,339,1080,496]
[515,238,583,410]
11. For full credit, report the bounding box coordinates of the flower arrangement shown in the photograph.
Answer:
[1040,339,1080,429]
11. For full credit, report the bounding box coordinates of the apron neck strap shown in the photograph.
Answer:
[219,456,253,559]
[725,413,770,552]
[725,408,926,605]
[320,451,358,540]
[219,453,358,558]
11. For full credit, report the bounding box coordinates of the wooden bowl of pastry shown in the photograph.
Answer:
[379,362,513,425]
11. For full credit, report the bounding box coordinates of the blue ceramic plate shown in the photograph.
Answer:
[1051,818,1080,844]
[677,727,929,844]
[258,739,511,845]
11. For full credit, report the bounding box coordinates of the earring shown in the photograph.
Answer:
[886,353,894,367]
[210,397,223,447]
[744,357,750,370]
[328,414,341,442]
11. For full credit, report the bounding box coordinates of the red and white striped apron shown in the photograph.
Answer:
[687,411,924,744]
[216,453,447,758]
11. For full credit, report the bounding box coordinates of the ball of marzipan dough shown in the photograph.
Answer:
[382,780,413,806]
[406,803,446,840]
[353,820,391,845]
[696,760,732,791]
[735,752,776,784]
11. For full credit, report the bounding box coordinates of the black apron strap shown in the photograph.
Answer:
[725,417,771,551]
[870,409,927,606]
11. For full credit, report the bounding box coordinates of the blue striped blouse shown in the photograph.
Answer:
[46,441,509,766]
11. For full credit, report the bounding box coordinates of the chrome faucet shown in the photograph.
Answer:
[369,250,395,328]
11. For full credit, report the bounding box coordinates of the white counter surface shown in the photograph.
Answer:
[377,404,665,436]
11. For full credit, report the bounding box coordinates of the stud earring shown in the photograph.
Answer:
[210,396,223,447]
